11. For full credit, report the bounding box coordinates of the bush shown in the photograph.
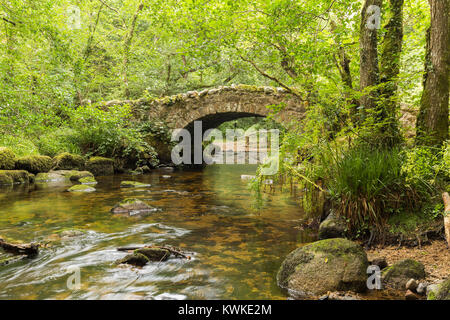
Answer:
[36,128,80,157]
[0,136,39,157]
[0,147,15,170]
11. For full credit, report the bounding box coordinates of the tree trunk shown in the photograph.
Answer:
[359,0,383,116]
[416,0,449,147]
[379,0,404,146]
[122,1,144,99]
[443,192,450,248]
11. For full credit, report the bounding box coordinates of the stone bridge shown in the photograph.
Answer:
[105,84,306,133]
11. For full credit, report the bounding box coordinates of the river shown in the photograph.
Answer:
[0,165,314,300]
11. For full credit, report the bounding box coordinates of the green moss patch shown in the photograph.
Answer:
[86,157,114,176]
[67,184,96,192]
[79,176,97,185]
[120,181,151,188]
[15,155,52,174]
[0,170,31,185]
[53,153,85,170]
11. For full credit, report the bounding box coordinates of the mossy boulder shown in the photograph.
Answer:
[86,157,114,176]
[111,198,156,216]
[67,184,96,193]
[427,278,450,300]
[0,147,15,170]
[79,176,97,185]
[381,259,426,290]
[15,155,52,174]
[277,238,369,297]
[318,211,348,240]
[120,181,151,188]
[0,170,32,185]
[0,172,13,186]
[53,153,85,170]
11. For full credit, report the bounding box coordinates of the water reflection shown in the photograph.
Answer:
[0,165,312,300]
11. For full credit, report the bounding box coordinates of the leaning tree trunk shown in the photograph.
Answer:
[359,0,383,117]
[379,0,404,146]
[416,0,449,147]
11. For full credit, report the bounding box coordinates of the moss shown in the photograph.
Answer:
[79,176,97,185]
[434,278,450,300]
[382,259,426,289]
[15,155,52,174]
[86,157,114,176]
[0,147,16,170]
[236,84,265,93]
[0,172,13,186]
[0,170,31,184]
[117,253,150,267]
[134,248,170,261]
[67,184,96,192]
[53,153,85,170]
[120,181,151,188]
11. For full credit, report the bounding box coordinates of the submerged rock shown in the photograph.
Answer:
[86,157,114,176]
[53,153,85,170]
[111,198,155,215]
[381,259,426,290]
[15,155,53,174]
[318,211,347,240]
[277,238,369,297]
[135,248,170,261]
[0,147,15,170]
[120,181,151,188]
[67,184,96,193]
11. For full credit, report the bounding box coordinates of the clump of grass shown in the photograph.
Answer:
[318,144,433,237]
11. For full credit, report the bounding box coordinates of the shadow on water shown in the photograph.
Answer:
[0,165,314,300]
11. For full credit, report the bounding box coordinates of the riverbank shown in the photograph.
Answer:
[366,240,449,283]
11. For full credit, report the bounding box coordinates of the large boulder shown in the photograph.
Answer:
[53,153,85,170]
[277,238,369,297]
[0,147,15,170]
[15,155,52,174]
[381,259,426,290]
[318,211,347,240]
[0,170,32,185]
[86,157,114,176]
[427,278,450,300]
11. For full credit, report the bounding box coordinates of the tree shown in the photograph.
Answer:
[416,0,449,147]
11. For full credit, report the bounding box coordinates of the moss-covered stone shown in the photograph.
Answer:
[117,253,150,267]
[0,147,15,170]
[79,176,97,185]
[67,184,96,192]
[318,211,348,240]
[53,153,85,170]
[0,170,31,184]
[427,278,450,300]
[381,259,426,290]
[15,155,52,174]
[86,157,114,176]
[35,172,68,182]
[277,238,369,297]
[120,181,151,188]
[0,172,13,186]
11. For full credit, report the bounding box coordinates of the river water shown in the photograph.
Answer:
[0,165,314,300]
